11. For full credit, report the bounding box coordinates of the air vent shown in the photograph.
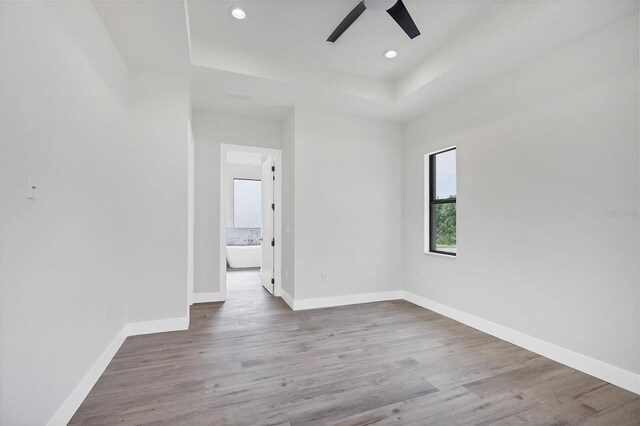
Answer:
[225,90,252,101]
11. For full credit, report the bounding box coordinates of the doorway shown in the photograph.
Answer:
[219,144,282,300]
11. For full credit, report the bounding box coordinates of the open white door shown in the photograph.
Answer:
[260,156,275,294]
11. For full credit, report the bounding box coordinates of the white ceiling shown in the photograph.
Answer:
[187,0,488,81]
[93,0,639,123]
[93,0,191,76]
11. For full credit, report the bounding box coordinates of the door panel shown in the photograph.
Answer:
[261,157,274,294]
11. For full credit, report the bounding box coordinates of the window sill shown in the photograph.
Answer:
[425,251,457,258]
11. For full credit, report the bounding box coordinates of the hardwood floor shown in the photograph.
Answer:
[71,271,639,425]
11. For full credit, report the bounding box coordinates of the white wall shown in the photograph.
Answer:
[403,14,639,374]
[125,69,190,323]
[188,120,195,305]
[0,2,128,424]
[281,110,296,297]
[193,112,281,294]
[293,107,403,300]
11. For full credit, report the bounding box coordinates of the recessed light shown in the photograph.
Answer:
[384,49,397,59]
[229,7,246,20]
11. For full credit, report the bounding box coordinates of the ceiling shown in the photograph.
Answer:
[93,0,638,123]
[187,0,488,81]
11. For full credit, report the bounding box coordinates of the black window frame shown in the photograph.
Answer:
[429,147,457,256]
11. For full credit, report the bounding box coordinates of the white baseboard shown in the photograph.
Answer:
[280,289,295,310]
[402,291,640,395]
[193,292,225,303]
[47,326,128,426]
[47,289,639,426]
[48,315,190,425]
[126,316,190,336]
[292,290,404,311]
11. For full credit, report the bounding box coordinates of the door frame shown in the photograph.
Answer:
[219,144,282,300]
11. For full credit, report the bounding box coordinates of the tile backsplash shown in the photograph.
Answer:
[226,228,261,246]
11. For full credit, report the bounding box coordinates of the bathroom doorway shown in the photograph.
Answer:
[220,144,282,300]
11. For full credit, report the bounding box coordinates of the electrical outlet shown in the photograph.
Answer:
[205,270,212,279]
[320,273,328,283]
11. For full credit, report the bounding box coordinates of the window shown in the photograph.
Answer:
[233,179,261,228]
[427,147,456,255]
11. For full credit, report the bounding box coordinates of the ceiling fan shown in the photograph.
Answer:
[327,0,420,43]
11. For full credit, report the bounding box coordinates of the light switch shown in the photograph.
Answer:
[27,176,38,200]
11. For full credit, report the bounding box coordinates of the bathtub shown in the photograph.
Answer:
[226,245,261,269]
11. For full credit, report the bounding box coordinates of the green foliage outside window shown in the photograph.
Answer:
[435,203,456,248]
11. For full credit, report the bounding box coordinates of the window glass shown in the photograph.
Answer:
[427,148,457,256]
[435,149,456,200]
[233,179,261,228]
[433,203,456,254]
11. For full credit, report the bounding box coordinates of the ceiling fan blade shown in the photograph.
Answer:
[386,0,420,39]
[327,1,367,42]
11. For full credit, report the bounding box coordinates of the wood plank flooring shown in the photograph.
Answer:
[71,271,639,425]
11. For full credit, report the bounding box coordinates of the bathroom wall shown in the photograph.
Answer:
[226,163,262,246]
[226,228,261,246]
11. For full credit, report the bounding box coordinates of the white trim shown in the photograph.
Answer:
[292,291,404,311]
[219,144,283,301]
[47,289,639,426]
[126,316,189,337]
[46,327,128,426]
[193,292,225,303]
[280,289,295,310]
[402,291,640,395]
[45,291,400,426]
